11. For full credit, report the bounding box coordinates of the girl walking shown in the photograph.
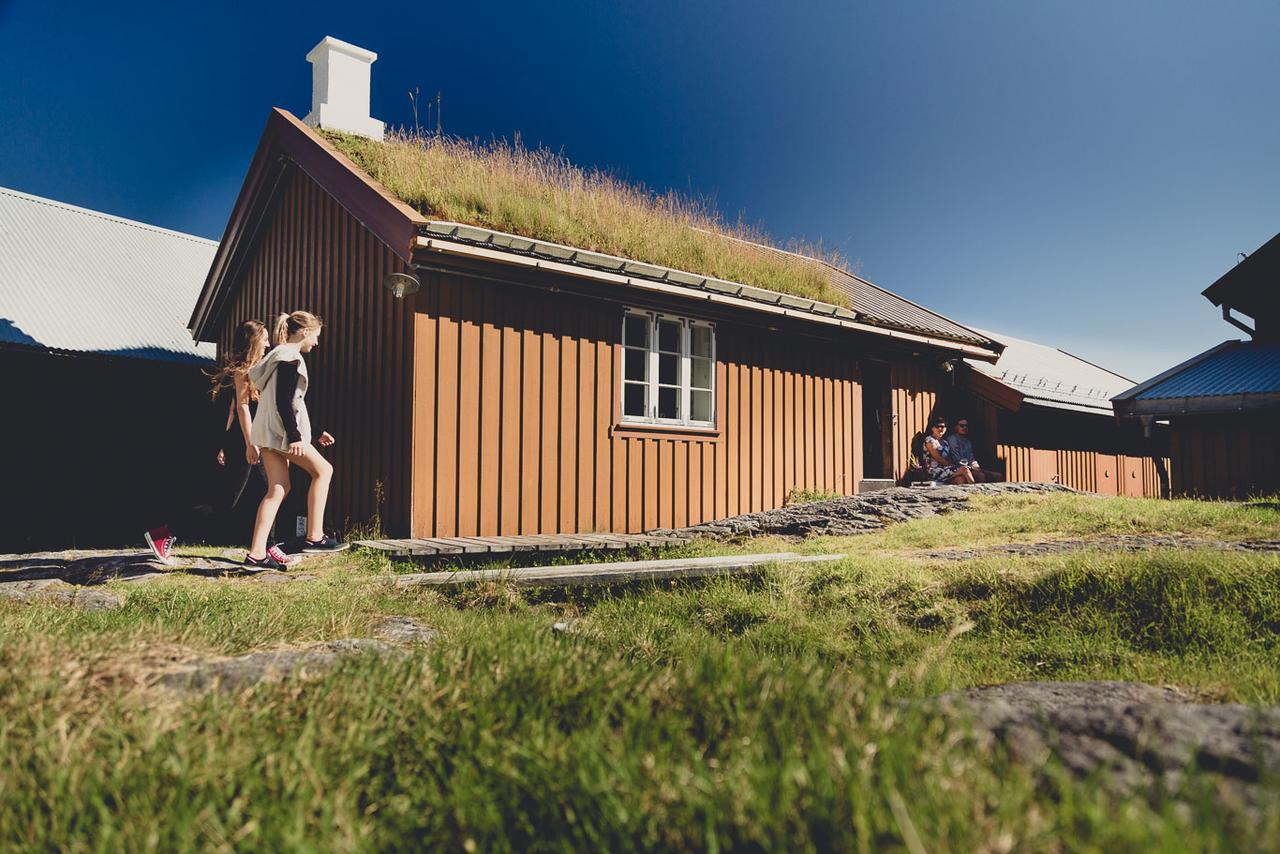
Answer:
[144,319,292,566]
[243,311,346,569]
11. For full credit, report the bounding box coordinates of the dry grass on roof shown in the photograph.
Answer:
[323,129,849,306]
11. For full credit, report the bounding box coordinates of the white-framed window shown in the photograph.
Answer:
[621,310,716,427]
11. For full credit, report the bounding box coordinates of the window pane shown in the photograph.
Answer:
[658,320,680,353]
[658,353,679,385]
[623,383,647,417]
[624,315,649,348]
[658,386,679,419]
[691,389,712,423]
[690,325,712,357]
[624,347,648,381]
[691,357,712,390]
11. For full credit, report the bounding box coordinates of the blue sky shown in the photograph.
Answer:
[2,0,1277,380]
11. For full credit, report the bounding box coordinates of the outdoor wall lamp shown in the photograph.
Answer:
[383,271,421,299]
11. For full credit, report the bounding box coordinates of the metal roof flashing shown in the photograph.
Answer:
[413,221,1002,360]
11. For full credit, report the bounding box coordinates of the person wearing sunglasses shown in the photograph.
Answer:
[946,418,1001,482]
[923,418,975,484]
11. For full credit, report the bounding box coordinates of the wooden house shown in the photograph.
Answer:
[185,41,1014,538]
[1113,233,1280,498]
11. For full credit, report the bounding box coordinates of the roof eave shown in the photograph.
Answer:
[412,234,1003,360]
[188,109,425,342]
[1114,392,1280,418]
[1110,340,1243,403]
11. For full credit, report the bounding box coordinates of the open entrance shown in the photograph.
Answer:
[861,362,893,479]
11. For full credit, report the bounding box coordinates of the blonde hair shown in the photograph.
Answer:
[273,310,323,345]
[206,319,267,400]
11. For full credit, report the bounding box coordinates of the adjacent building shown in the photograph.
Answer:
[0,186,219,549]
[1113,234,1280,498]
[947,329,1168,497]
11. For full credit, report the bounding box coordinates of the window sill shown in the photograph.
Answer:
[610,422,722,442]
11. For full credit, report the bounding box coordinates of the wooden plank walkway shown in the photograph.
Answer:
[379,552,845,589]
[356,532,694,557]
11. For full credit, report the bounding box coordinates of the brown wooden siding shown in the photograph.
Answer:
[940,380,1169,498]
[889,361,942,479]
[409,271,864,536]
[997,445,1167,497]
[1170,414,1279,499]
[214,167,417,534]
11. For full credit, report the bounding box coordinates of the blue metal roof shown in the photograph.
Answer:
[1134,343,1280,400]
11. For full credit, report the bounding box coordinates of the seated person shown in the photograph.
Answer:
[946,419,1002,482]
[923,418,974,484]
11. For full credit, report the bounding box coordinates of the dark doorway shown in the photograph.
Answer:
[861,362,892,479]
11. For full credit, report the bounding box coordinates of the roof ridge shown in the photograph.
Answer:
[0,185,219,247]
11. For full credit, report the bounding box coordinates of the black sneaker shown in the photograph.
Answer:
[302,535,348,553]
[244,552,285,571]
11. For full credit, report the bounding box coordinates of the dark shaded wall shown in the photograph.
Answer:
[940,382,1169,497]
[1169,413,1279,499]
[210,165,417,537]
[0,346,223,551]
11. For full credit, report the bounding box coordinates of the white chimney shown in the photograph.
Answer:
[303,36,384,141]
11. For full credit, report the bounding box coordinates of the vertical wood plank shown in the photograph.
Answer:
[595,328,613,532]
[434,279,459,537]
[558,320,578,533]
[520,306,541,534]
[457,290,482,537]
[478,289,502,536]
[499,297,522,535]
[750,363,763,512]
[644,438,659,531]
[540,317,560,533]
[577,332,595,531]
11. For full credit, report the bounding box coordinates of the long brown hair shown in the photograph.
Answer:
[273,310,323,345]
[206,319,267,400]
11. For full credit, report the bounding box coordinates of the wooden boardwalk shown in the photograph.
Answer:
[380,552,845,589]
[356,532,694,557]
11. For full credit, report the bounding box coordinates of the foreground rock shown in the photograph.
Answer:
[656,482,1072,539]
[0,579,124,611]
[936,681,1280,810]
[156,639,401,692]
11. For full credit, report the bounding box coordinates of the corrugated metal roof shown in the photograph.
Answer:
[716,233,996,347]
[1133,343,1280,400]
[965,326,1136,415]
[0,186,216,363]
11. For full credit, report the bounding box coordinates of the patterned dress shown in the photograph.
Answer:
[923,435,964,482]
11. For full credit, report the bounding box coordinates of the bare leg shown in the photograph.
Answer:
[950,467,976,484]
[249,449,291,558]
[286,444,334,542]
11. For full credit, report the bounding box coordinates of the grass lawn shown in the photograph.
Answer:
[2,492,1278,850]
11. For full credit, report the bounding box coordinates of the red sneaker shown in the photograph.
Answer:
[267,543,298,566]
[144,526,176,565]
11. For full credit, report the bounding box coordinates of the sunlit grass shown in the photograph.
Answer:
[2,491,1278,848]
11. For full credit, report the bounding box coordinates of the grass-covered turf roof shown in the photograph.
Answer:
[324,129,851,307]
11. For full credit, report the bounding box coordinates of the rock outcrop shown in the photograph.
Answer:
[935,681,1280,811]
[655,482,1073,539]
